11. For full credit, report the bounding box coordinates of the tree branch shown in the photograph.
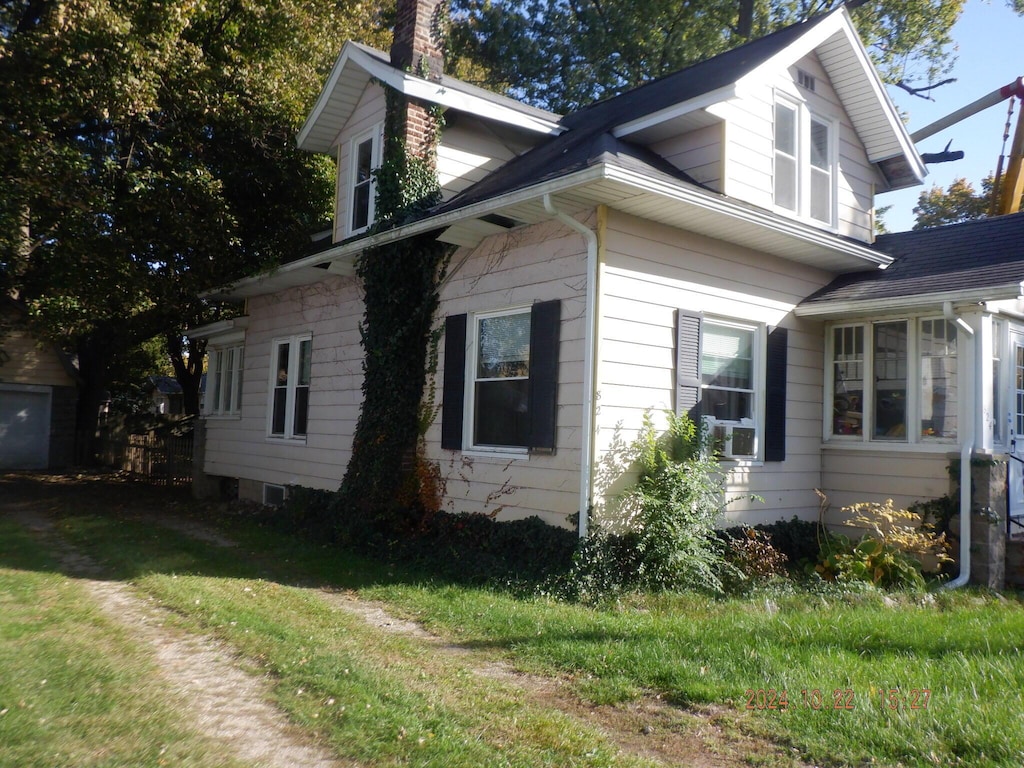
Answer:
[893,77,957,100]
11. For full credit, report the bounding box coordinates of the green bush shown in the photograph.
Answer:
[564,412,743,598]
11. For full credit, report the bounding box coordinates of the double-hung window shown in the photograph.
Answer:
[471,308,532,450]
[774,97,835,226]
[677,312,787,462]
[207,344,244,417]
[349,125,381,235]
[441,301,561,455]
[269,334,312,440]
[701,320,761,459]
[828,318,958,443]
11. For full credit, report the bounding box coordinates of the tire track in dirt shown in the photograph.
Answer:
[3,501,347,768]
[142,510,815,768]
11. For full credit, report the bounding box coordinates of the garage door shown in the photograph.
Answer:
[0,385,52,469]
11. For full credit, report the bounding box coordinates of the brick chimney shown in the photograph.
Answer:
[389,0,447,161]
[391,0,445,81]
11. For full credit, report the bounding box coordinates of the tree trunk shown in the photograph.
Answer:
[168,332,205,416]
[74,332,115,465]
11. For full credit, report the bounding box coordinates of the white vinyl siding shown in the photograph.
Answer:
[200,276,364,493]
[436,117,535,200]
[427,215,589,527]
[651,123,724,191]
[715,52,879,242]
[594,209,834,525]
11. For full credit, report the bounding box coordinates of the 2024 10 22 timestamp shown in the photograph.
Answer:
[743,687,931,711]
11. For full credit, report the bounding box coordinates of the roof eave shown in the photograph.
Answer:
[794,282,1024,318]
[212,164,892,300]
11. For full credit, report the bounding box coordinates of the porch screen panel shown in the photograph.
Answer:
[873,321,907,440]
[832,325,863,436]
[919,319,957,439]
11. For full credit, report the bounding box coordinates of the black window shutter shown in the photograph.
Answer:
[764,326,788,462]
[527,299,561,453]
[675,310,703,420]
[441,314,467,450]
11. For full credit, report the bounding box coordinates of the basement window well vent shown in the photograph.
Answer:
[797,69,816,92]
[263,483,287,507]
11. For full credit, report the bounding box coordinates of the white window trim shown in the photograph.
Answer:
[263,483,287,507]
[464,305,532,458]
[824,316,961,446]
[206,343,244,418]
[347,123,383,237]
[701,317,766,462]
[773,92,838,229]
[267,333,312,442]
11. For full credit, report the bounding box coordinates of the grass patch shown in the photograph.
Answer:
[0,518,244,768]
[7,476,1024,768]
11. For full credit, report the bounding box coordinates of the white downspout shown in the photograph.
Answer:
[543,193,598,539]
[944,301,975,589]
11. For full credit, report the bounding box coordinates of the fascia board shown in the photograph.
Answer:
[391,71,564,136]
[216,158,899,299]
[611,85,738,139]
[794,283,1024,318]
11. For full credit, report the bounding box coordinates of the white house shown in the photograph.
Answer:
[189,0,1024,586]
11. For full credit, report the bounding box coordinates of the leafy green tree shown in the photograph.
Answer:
[448,0,986,113]
[912,176,1001,229]
[1,0,388,445]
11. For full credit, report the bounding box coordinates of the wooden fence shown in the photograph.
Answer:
[97,431,194,487]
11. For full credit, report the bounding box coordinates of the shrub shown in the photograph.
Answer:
[814,499,953,589]
[721,527,789,585]
[565,412,744,597]
[722,517,819,569]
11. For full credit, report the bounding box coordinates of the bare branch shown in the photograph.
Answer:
[893,78,957,100]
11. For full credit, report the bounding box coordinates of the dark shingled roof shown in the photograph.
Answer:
[432,12,834,217]
[802,212,1024,305]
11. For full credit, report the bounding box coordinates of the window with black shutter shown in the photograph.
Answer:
[675,311,786,462]
[441,300,561,453]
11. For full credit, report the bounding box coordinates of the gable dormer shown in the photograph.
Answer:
[297,36,562,243]
[607,7,924,244]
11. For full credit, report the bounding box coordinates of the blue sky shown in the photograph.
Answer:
[879,0,1024,232]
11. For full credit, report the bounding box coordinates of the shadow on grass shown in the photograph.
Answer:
[0,470,432,593]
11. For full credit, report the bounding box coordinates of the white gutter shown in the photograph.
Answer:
[543,193,598,539]
[944,301,975,589]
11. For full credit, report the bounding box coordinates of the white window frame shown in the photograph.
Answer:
[267,333,312,441]
[825,316,960,446]
[464,305,532,456]
[773,93,837,228]
[263,483,287,507]
[701,318,765,461]
[206,344,244,417]
[348,124,382,236]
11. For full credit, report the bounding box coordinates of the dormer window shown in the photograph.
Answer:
[773,98,835,227]
[349,125,382,235]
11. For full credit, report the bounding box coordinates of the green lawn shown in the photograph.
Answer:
[0,518,245,768]
[3,477,1023,767]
